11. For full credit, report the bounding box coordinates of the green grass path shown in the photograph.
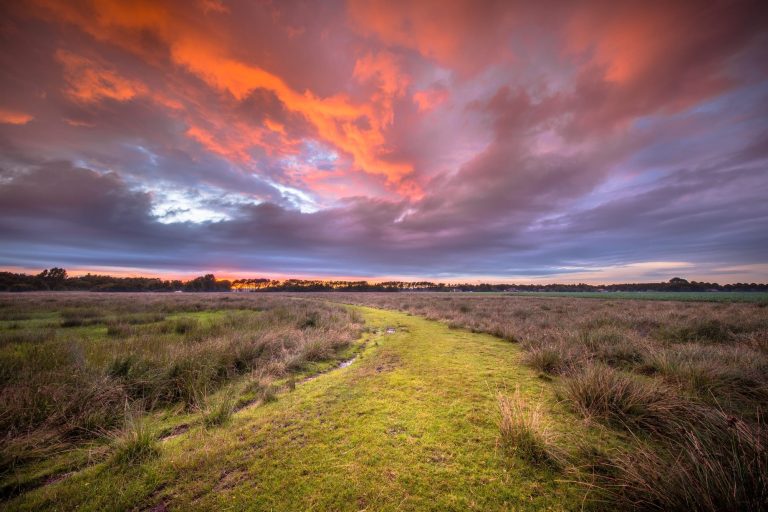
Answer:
[10,306,591,511]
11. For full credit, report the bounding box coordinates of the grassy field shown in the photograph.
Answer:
[0,293,363,501]
[2,292,767,510]
[328,293,768,510]
[5,306,616,511]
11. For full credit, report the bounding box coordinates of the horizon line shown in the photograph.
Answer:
[2,266,766,286]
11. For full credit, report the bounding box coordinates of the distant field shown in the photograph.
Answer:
[503,291,768,302]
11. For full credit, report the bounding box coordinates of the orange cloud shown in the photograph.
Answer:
[565,2,747,90]
[199,0,228,15]
[347,0,462,65]
[170,37,413,183]
[0,109,33,125]
[185,117,293,163]
[567,6,671,84]
[413,87,448,112]
[35,0,417,194]
[353,51,409,97]
[185,124,249,162]
[55,49,147,103]
[64,118,96,127]
[264,118,286,135]
[346,0,515,75]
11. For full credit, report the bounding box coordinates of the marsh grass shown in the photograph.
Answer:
[110,409,159,466]
[0,292,362,477]
[329,292,768,509]
[559,364,693,437]
[497,388,563,467]
[201,389,237,428]
[600,410,768,511]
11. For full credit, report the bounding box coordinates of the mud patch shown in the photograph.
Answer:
[214,468,248,492]
[44,471,74,487]
[353,351,401,380]
[160,423,190,441]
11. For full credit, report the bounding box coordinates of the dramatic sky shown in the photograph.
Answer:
[1,0,767,282]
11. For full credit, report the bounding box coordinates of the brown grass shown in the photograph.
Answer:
[497,387,563,467]
[326,292,768,509]
[0,292,362,475]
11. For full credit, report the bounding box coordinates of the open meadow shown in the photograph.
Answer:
[0,293,363,502]
[1,292,767,511]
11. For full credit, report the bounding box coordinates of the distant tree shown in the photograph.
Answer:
[37,267,68,290]
[184,274,231,292]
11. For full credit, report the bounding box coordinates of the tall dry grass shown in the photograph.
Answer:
[0,292,361,475]
[497,387,563,467]
[328,292,768,510]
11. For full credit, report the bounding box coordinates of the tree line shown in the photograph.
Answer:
[0,269,765,292]
[0,269,230,292]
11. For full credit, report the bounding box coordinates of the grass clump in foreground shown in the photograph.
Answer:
[200,390,237,428]
[497,387,563,467]
[560,363,768,510]
[560,363,686,436]
[110,411,159,466]
[603,413,768,511]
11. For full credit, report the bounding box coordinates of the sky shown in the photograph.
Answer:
[1,0,767,284]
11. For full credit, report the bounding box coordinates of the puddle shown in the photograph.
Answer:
[303,355,358,383]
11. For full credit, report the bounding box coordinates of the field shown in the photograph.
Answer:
[504,291,768,302]
[0,293,363,501]
[2,292,767,510]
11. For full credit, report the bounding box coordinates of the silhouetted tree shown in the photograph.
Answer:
[37,267,68,290]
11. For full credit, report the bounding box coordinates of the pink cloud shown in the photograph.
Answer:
[0,108,33,125]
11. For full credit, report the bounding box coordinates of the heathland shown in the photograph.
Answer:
[1,292,766,511]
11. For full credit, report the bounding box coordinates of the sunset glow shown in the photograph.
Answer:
[1,0,766,282]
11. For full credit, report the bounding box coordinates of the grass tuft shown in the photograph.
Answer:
[598,411,768,511]
[201,390,236,428]
[560,363,693,437]
[110,411,159,465]
[497,387,562,467]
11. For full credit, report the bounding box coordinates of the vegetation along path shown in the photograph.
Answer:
[11,305,600,511]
